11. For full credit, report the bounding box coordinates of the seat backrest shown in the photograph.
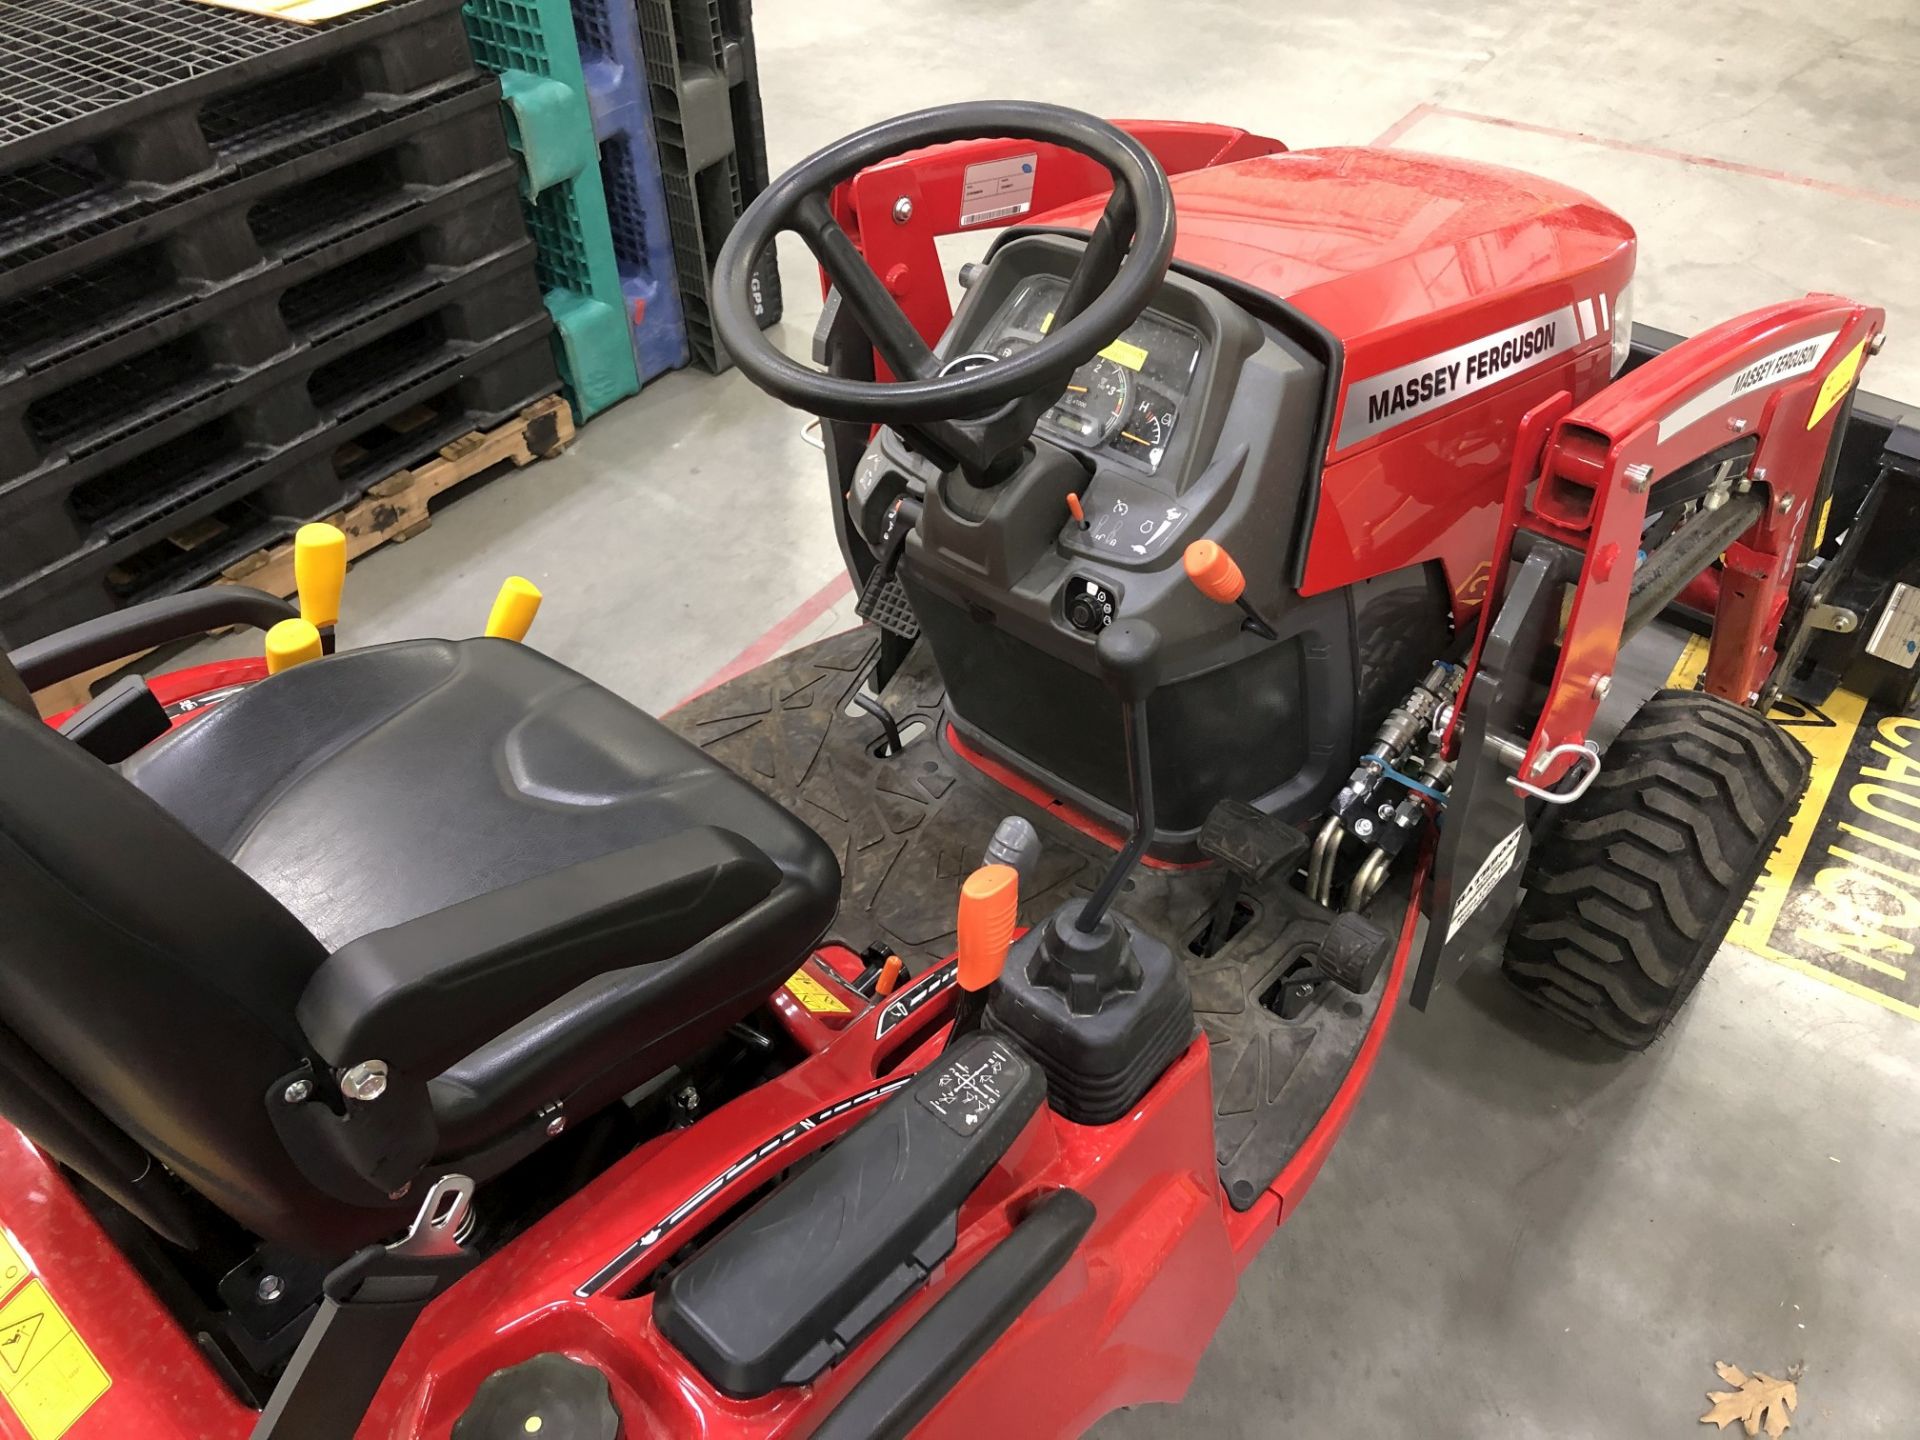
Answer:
[0,700,366,1251]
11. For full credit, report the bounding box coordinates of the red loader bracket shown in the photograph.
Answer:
[1414,294,1885,1004]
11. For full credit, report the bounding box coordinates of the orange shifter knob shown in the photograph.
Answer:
[1183,540,1246,604]
[956,864,1020,992]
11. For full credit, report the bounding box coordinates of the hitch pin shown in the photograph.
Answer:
[1507,741,1603,804]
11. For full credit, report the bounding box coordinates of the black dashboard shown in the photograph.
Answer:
[851,231,1350,848]
[974,275,1206,477]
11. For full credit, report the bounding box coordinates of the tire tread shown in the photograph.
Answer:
[1503,688,1811,1050]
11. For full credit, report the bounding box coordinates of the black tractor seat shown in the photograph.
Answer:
[0,638,839,1258]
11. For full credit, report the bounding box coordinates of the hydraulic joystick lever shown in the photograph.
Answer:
[1183,540,1277,641]
[979,618,1195,1123]
[1075,619,1161,933]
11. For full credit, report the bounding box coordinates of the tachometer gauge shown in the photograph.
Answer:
[1049,357,1134,445]
[1114,393,1177,471]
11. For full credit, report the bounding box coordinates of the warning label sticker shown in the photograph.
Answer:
[1447,824,1524,943]
[0,1281,110,1440]
[959,153,1037,227]
[1338,307,1581,448]
[1667,636,1920,1023]
[785,969,851,1015]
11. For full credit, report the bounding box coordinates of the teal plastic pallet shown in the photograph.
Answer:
[463,0,639,420]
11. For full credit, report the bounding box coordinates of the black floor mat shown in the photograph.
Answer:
[667,626,1392,1210]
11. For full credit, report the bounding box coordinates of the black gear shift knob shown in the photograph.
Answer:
[1094,618,1161,704]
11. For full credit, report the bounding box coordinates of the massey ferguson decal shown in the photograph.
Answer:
[1656,330,1840,442]
[1337,304,1588,447]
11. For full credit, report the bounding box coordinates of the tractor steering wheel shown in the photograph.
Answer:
[712,101,1176,452]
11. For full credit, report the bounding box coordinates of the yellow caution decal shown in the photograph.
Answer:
[0,1235,24,1299]
[785,969,852,1015]
[1808,337,1868,429]
[0,1281,110,1440]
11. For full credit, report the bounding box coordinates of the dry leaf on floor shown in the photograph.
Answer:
[1701,1360,1801,1437]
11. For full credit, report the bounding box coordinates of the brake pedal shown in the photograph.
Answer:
[1315,912,1392,994]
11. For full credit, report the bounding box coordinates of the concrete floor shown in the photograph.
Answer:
[182,0,1920,1432]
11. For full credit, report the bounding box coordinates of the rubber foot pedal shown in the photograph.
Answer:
[1316,912,1392,995]
[856,566,920,640]
[1197,798,1308,881]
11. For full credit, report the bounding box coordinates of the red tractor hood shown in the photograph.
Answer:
[1036,146,1635,345]
[1035,146,1636,464]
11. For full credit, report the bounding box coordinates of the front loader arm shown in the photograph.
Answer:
[1412,294,1885,1005]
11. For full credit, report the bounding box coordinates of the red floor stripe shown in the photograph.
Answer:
[675,570,855,709]
[1370,102,1435,148]
[1379,102,1920,212]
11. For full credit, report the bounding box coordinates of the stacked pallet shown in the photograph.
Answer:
[0,0,560,646]
[635,0,783,372]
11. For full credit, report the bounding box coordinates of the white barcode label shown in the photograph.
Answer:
[960,153,1037,227]
[961,201,1030,225]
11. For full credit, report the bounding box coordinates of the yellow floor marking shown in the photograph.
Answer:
[1739,939,1920,1024]
[0,1282,109,1440]
[1661,641,1920,1022]
[1728,685,1869,949]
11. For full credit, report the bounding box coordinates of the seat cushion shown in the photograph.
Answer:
[125,638,839,1148]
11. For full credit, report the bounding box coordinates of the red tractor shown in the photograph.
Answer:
[0,102,1912,1440]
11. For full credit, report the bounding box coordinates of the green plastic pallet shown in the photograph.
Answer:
[464,0,639,420]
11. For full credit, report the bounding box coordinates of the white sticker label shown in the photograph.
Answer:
[1656,330,1839,443]
[1338,307,1582,447]
[1866,581,1920,670]
[959,153,1037,227]
[1446,824,1524,944]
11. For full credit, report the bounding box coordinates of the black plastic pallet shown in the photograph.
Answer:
[0,154,521,388]
[0,175,529,583]
[0,0,477,238]
[0,88,516,500]
[0,323,557,645]
[2,68,504,293]
[634,0,782,371]
[0,239,545,587]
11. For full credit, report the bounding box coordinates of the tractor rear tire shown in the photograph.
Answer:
[1503,688,1811,1050]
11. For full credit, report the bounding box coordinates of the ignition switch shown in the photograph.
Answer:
[1066,576,1117,632]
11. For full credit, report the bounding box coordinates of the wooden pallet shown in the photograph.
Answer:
[31,394,574,718]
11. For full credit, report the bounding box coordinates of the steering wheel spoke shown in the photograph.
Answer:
[1056,186,1135,331]
[792,192,939,382]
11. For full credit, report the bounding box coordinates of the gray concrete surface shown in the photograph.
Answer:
[174,0,1920,1432]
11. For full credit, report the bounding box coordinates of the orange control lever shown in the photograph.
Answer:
[874,954,906,996]
[957,864,1019,991]
[1065,492,1088,529]
[1182,540,1276,640]
[1183,539,1244,603]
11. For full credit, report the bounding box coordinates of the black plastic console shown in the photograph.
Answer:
[654,1033,1044,1398]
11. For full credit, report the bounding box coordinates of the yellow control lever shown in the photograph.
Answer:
[485,577,543,642]
[294,523,347,648]
[265,619,324,675]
